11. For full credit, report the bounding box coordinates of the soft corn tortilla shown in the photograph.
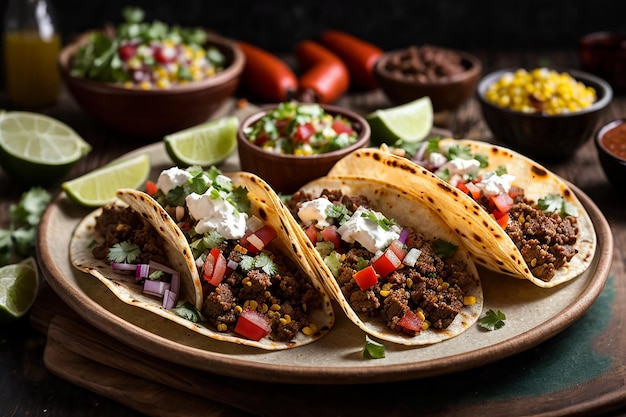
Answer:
[289,176,484,346]
[70,174,335,350]
[328,141,596,288]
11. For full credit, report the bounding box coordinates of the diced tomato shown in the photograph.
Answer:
[320,225,341,249]
[372,244,404,278]
[387,240,407,262]
[202,248,227,286]
[145,180,158,196]
[304,224,319,244]
[253,133,271,147]
[118,44,137,60]
[490,192,514,214]
[508,186,524,200]
[456,181,469,195]
[491,211,510,228]
[353,265,378,291]
[331,120,354,135]
[465,181,482,200]
[293,122,316,143]
[398,310,423,334]
[154,45,177,63]
[241,225,277,253]
[234,308,272,341]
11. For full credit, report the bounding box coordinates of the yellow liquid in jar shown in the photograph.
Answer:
[4,30,61,108]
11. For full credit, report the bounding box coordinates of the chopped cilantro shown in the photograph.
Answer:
[432,239,458,259]
[356,256,369,271]
[363,335,385,359]
[173,301,205,322]
[445,144,473,161]
[323,251,342,278]
[1,187,51,266]
[425,138,442,154]
[315,240,334,257]
[228,185,251,214]
[475,153,490,168]
[326,202,351,225]
[537,193,578,218]
[107,241,140,263]
[239,252,278,276]
[478,309,506,331]
[495,165,508,176]
[360,210,396,231]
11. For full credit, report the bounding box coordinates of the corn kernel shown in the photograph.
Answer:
[379,290,391,297]
[463,295,477,306]
[217,323,227,332]
[234,305,243,314]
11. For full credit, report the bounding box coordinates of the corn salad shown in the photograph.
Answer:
[485,68,597,115]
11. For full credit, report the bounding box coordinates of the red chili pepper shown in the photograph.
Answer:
[318,29,383,91]
[295,40,350,104]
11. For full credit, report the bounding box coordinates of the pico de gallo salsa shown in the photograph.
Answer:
[243,101,359,156]
[70,7,226,89]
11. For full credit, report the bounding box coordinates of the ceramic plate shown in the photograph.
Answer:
[37,142,613,385]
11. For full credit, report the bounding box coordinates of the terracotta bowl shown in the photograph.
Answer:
[579,31,626,94]
[595,118,626,194]
[237,104,370,194]
[373,45,482,113]
[58,31,245,139]
[476,68,613,162]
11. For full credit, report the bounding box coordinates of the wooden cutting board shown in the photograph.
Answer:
[31,280,626,417]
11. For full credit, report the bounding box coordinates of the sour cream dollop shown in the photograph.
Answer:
[186,185,248,239]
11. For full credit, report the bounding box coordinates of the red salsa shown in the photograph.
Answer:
[600,122,626,160]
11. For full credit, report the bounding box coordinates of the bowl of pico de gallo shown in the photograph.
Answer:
[58,7,244,139]
[237,101,371,194]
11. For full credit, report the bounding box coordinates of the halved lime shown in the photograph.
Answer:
[62,153,151,207]
[0,257,39,325]
[0,111,91,186]
[164,116,238,167]
[366,97,434,145]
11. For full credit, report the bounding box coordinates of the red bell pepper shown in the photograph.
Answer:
[234,308,272,341]
[353,265,378,291]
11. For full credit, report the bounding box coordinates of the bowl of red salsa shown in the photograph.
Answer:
[595,118,626,193]
[237,101,370,194]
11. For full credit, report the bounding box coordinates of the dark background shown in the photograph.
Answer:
[2,0,626,52]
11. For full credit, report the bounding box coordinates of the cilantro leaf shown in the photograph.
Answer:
[445,144,473,160]
[478,309,506,331]
[325,203,351,225]
[107,241,141,263]
[360,210,396,231]
[432,239,458,259]
[173,301,205,322]
[363,335,386,359]
[537,193,578,218]
[239,253,278,276]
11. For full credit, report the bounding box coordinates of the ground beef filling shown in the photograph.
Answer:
[289,189,474,335]
[200,240,323,342]
[92,204,169,266]
[505,197,579,282]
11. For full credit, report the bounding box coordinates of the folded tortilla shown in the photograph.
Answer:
[286,176,484,346]
[328,141,596,288]
[70,172,335,350]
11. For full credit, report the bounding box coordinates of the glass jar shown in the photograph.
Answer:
[3,0,61,108]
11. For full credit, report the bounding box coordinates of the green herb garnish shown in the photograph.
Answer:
[173,301,206,323]
[478,309,506,331]
[326,202,351,225]
[107,241,140,263]
[363,335,386,359]
[537,193,578,218]
[361,210,396,231]
[240,252,278,276]
[432,239,458,259]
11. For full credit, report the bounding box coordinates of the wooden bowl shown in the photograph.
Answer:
[237,103,370,194]
[58,31,245,139]
[595,118,626,193]
[373,45,482,113]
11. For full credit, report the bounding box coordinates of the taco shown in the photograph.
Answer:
[70,166,335,350]
[328,139,596,288]
[285,176,483,346]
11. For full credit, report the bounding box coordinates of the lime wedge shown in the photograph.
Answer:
[62,153,151,207]
[366,97,434,145]
[0,257,39,325]
[164,116,238,167]
[0,111,91,186]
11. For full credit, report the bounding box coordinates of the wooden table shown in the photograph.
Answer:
[1,48,625,417]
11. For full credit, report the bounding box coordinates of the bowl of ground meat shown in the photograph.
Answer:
[373,45,482,112]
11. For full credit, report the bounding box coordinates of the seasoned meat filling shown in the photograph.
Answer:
[289,189,475,335]
[92,204,169,266]
[506,197,579,282]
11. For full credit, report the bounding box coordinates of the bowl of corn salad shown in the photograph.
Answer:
[476,67,612,161]
[58,7,244,139]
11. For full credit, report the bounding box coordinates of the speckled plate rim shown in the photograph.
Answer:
[36,142,614,385]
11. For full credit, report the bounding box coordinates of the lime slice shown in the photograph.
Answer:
[366,97,434,145]
[0,111,91,186]
[62,153,151,207]
[0,257,39,325]
[164,116,238,167]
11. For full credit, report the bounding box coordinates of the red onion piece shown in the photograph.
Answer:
[135,263,151,281]
[170,273,180,295]
[399,227,410,244]
[111,262,138,272]
[143,280,170,297]
[227,259,239,270]
[162,289,177,310]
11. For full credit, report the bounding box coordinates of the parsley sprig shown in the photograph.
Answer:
[240,252,278,276]
[478,309,506,331]
[538,193,578,218]
[107,241,140,263]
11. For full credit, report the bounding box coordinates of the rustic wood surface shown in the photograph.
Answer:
[1,48,625,417]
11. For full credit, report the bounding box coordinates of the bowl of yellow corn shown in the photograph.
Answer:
[476,67,612,161]
[58,29,245,139]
